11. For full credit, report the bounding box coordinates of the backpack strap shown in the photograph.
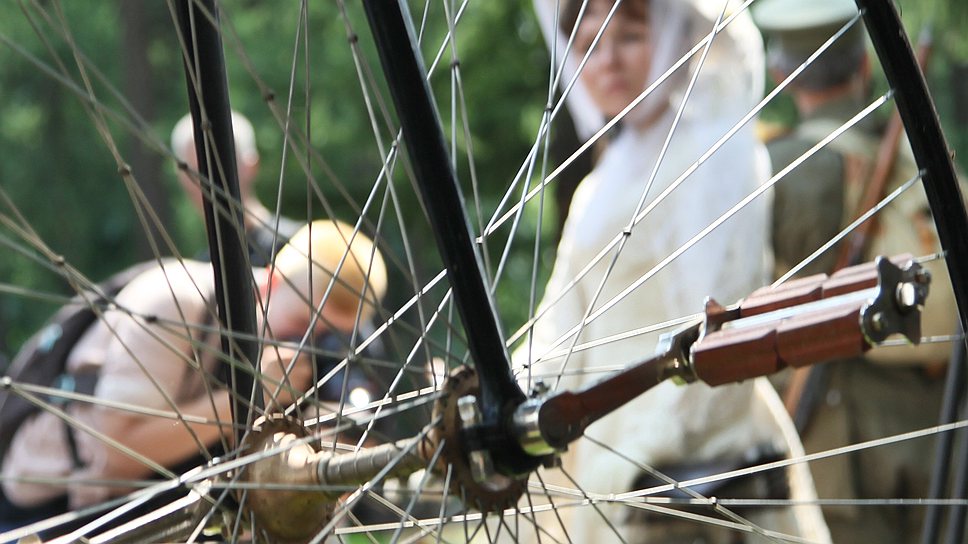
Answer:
[0,301,103,465]
[50,368,100,468]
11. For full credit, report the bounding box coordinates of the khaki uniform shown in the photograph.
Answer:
[768,95,958,543]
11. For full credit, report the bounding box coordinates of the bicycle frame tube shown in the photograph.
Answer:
[362,0,532,473]
[174,0,263,443]
[855,2,968,543]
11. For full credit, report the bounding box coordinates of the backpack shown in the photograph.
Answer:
[0,262,155,468]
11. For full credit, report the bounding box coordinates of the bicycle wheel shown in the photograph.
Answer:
[0,0,965,543]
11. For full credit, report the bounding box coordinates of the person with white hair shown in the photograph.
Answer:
[0,220,386,538]
[171,111,301,266]
[519,0,830,541]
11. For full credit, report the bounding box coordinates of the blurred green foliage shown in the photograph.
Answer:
[0,0,550,354]
[0,0,965,359]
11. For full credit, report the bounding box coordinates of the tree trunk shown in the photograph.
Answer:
[119,0,170,259]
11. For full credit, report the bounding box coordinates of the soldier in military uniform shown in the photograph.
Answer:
[753,0,960,541]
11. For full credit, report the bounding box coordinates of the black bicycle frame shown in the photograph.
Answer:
[855,2,968,543]
[175,0,263,444]
[857,1,968,332]
[361,1,534,474]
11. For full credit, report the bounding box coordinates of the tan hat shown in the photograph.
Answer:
[752,0,857,32]
[272,219,387,322]
[752,0,862,60]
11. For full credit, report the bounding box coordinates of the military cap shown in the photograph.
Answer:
[752,0,862,60]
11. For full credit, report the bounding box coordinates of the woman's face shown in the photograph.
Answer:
[573,1,653,119]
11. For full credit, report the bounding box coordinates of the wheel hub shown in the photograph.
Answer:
[429,366,528,513]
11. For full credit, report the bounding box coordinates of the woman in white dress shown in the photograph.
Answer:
[515,0,831,541]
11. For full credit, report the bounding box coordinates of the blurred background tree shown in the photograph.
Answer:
[0,0,550,355]
[0,0,964,360]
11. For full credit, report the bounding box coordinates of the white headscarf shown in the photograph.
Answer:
[534,0,765,139]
